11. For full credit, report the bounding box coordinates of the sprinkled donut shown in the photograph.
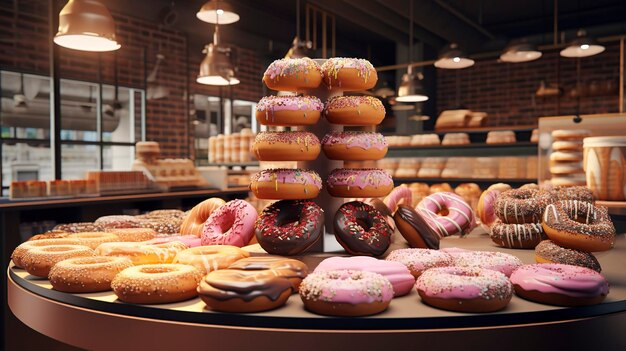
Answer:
[510,263,609,306]
[173,245,250,275]
[333,201,393,256]
[535,240,601,272]
[255,200,324,255]
[66,232,120,249]
[416,266,513,313]
[136,216,182,234]
[252,131,320,161]
[385,248,453,278]
[255,95,323,126]
[393,205,440,249]
[95,241,187,265]
[201,199,258,247]
[326,168,393,198]
[250,168,322,200]
[94,215,142,229]
[324,96,385,125]
[21,245,94,277]
[490,219,545,249]
[179,197,226,236]
[11,238,81,268]
[416,192,476,237]
[299,270,394,316]
[494,188,554,224]
[52,222,104,233]
[321,57,378,91]
[446,250,523,277]
[263,57,322,91]
[49,256,133,293]
[228,256,309,291]
[322,131,388,160]
[112,264,203,304]
[542,200,615,252]
[554,185,594,203]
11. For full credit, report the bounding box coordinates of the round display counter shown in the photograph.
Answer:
[8,233,626,351]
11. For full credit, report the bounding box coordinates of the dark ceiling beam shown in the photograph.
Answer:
[434,0,494,40]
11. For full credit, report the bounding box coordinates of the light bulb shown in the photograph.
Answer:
[452,57,461,63]
[216,9,224,15]
[580,44,590,50]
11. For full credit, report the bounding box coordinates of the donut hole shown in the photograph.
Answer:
[140,266,176,274]
[355,219,371,232]
[219,216,236,233]
[436,206,450,216]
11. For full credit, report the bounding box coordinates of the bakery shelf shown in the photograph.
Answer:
[206,162,260,168]
[393,177,535,188]
[386,142,538,158]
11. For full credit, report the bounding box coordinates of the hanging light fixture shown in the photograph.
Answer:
[434,43,474,69]
[53,0,121,52]
[500,39,542,63]
[560,29,605,58]
[197,8,239,86]
[197,0,239,24]
[285,0,312,59]
[396,0,428,102]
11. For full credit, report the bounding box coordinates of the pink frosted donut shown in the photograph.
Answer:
[385,248,453,278]
[416,266,513,312]
[416,192,477,237]
[321,131,388,160]
[383,185,413,214]
[447,250,523,277]
[201,200,257,247]
[314,256,415,296]
[326,168,394,198]
[510,264,609,306]
[299,270,394,316]
[145,235,202,248]
[476,188,501,229]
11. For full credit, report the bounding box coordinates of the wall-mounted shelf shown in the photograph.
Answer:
[393,177,535,188]
[386,142,538,157]
[205,162,260,168]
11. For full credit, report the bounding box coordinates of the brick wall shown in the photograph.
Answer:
[436,43,621,127]
[0,2,266,158]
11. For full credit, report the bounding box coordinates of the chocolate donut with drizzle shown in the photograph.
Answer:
[490,219,545,249]
[494,188,554,224]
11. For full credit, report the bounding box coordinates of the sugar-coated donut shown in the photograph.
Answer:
[494,189,554,224]
[94,241,187,265]
[510,263,608,306]
[263,57,322,91]
[554,186,594,203]
[201,199,258,247]
[145,234,202,248]
[49,256,133,293]
[255,200,324,255]
[326,168,393,198]
[490,219,545,249]
[446,250,523,277]
[416,192,476,237]
[173,245,250,275]
[321,58,378,91]
[112,264,202,304]
[321,131,388,160]
[324,96,385,125]
[105,228,156,242]
[255,95,323,126]
[250,168,322,200]
[477,184,512,229]
[11,238,81,268]
[393,205,440,249]
[542,200,615,252]
[383,185,413,214]
[21,245,94,277]
[52,222,104,233]
[198,269,293,313]
[334,201,393,256]
[299,270,393,316]
[252,131,320,161]
[228,256,309,291]
[180,197,226,236]
[385,248,453,278]
[314,256,414,297]
[66,232,120,249]
[416,266,513,313]
[535,240,601,272]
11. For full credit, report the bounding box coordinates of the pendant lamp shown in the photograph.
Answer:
[500,40,542,63]
[434,43,474,69]
[396,0,428,102]
[560,29,605,58]
[284,0,311,59]
[53,0,121,52]
[197,24,239,85]
[197,0,239,24]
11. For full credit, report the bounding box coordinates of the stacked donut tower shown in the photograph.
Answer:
[550,129,590,187]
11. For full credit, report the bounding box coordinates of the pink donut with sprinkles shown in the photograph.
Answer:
[322,131,388,160]
[201,200,258,247]
[385,248,453,278]
[446,250,523,277]
[255,95,323,126]
[416,192,477,237]
[326,168,393,198]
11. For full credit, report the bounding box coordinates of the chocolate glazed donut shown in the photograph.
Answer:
[393,205,440,249]
[255,200,324,255]
[334,201,393,256]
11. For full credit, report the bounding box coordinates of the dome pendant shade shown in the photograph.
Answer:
[197,1,240,24]
[500,41,542,63]
[434,43,474,69]
[53,0,120,52]
[197,44,240,86]
[396,69,428,102]
[560,29,605,58]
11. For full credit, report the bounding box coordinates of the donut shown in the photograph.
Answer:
[141,209,185,219]
[383,185,413,214]
[198,269,293,313]
[510,263,608,306]
[255,200,324,255]
[173,245,250,275]
[28,231,70,241]
[263,57,322,91]
[314,256,415,296]
[416,266,513,313]
[494,189,554,224]
[299,270,393,316]
[429,183,453,194]
[49,256,133,293]
[446,250,523,277]
[551,174,586,187]
[477,183,512,229]
[323,96,385,125]
[228,256,309,291]
[11,238,81,268]
[252,131,320,161]
[21,245,94,277]
[535,240,601,272]
[385,248,453,278]
[321,132,388,160]
[552,129,591,140]
[520,183,540,190]
[112,264,203,304]
[542,200,615,252]
[550,161,584,175]
[52,222,104,233]
[250,168,322,200]
[454,182,481,208]
[94,215,142,229]
[66,232,120,249]
[180,197,226,236]
[490,219,545,249]
[554,186,594,203]
[145,234,202,248]
[136,217,182,234]
[333,201,393,256]
[550,151,583,162]
[321,57,377,91]
[201,199,258,246]
[393,205,440,249]
[416,192,476,237]
[94,241,187,265]
[255,95,323,126]
[326,168,393,198]
[552,140,583,151]
[105,228,156,242]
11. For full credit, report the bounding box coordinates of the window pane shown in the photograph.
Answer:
[61,144,100,179]
[2,141,52,187]
[102,85,135,143]
[103,145,134,170]
[1,71,50,140]
[59,79,99,141]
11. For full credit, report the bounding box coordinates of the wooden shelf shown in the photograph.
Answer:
[393,177,535,188]
[386,142,538,157]
[205,162,259,168]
